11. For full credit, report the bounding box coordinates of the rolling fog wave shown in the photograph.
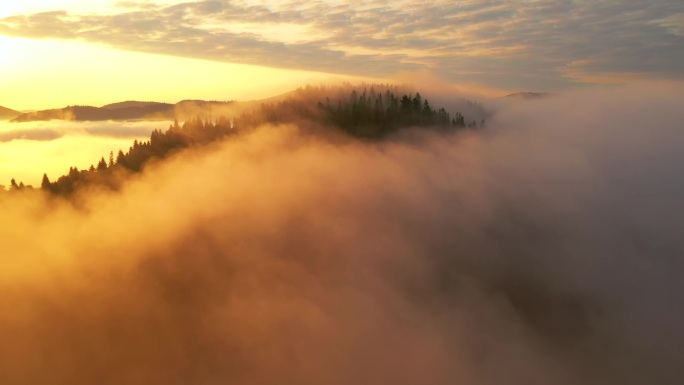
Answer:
[1,82,683,384]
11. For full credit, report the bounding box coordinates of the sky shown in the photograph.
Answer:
[1,1,683,109]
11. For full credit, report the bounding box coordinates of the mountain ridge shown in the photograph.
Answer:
[10,100,237,123]
[503,92,553,99]
[0,106,20,120]
[101,101,170,110]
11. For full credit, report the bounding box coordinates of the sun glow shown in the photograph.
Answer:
[0,2,27,18]
[0,36,367,111]
[0,36,18,64]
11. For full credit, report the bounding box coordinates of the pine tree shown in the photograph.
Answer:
[97,157,107,170]
[41,174,51,190]
[117,150,125,165]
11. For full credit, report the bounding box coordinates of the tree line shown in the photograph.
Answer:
[2,87,480,196]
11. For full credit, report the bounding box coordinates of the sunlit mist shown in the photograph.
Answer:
[1,1,684,384]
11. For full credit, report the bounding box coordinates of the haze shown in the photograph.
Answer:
[1,1,683,385]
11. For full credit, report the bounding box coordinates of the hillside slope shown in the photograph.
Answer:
[0,106,20,120]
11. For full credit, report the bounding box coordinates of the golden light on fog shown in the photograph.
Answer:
[0,33,372,185]
[0,121,158,186]
[1,0,684,382]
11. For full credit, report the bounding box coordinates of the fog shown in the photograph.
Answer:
[1,82,683,384]
[0,120,160,186]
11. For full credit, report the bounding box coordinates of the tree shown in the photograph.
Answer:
[10,178,18,190]
[452,113,465,127]
[41,174,51,190]
[400,95,412,113]
[116,150,125,165]
[413,93,422,112]
[97,157,107,170]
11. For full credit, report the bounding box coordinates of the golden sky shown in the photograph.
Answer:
[0,34,362,110]
[0,1,372,110]
[2,1,682,110]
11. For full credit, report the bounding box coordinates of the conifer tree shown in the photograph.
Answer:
[41,174,51,190]
[97,157,107,170]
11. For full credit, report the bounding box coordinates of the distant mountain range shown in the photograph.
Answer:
[504,92,553,99]
[101,101,169,110]
[6,89,491,124]
[0,106,20,120]
[10,100,237,123]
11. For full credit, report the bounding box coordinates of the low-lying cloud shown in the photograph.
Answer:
[0,120,161,186]
[0,81,683,384]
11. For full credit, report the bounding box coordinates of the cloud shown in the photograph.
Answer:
[0,128,63,142]
[0,81,683,384]
[0,120,162,185]
[657,13,684,36]
[1,1,683,90]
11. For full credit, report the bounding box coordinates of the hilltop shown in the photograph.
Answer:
[504,92,553,100]
[10,100,237,123]
[101,101,169,110]
[5,84,479,196]
[0,106,20,120]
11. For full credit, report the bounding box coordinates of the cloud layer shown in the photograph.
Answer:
[0,81,683,384]
[1,1,683,90]
[0,120,161,186]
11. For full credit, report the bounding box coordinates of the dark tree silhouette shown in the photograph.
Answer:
[97,157,107,170]
[41,174,51,190]
[37,84,473,197]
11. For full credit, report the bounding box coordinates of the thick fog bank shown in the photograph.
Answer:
[1,82,683,384]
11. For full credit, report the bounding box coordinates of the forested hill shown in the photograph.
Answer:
[101,101,167,110]
[10,100,236,123]
[504,92,553,100]
[10,104,173,122]
[0,106,20,120]
[5,85,482,196]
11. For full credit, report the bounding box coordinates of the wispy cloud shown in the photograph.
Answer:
[1,0,683,90]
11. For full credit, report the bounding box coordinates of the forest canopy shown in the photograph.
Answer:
[3,85,480,197]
